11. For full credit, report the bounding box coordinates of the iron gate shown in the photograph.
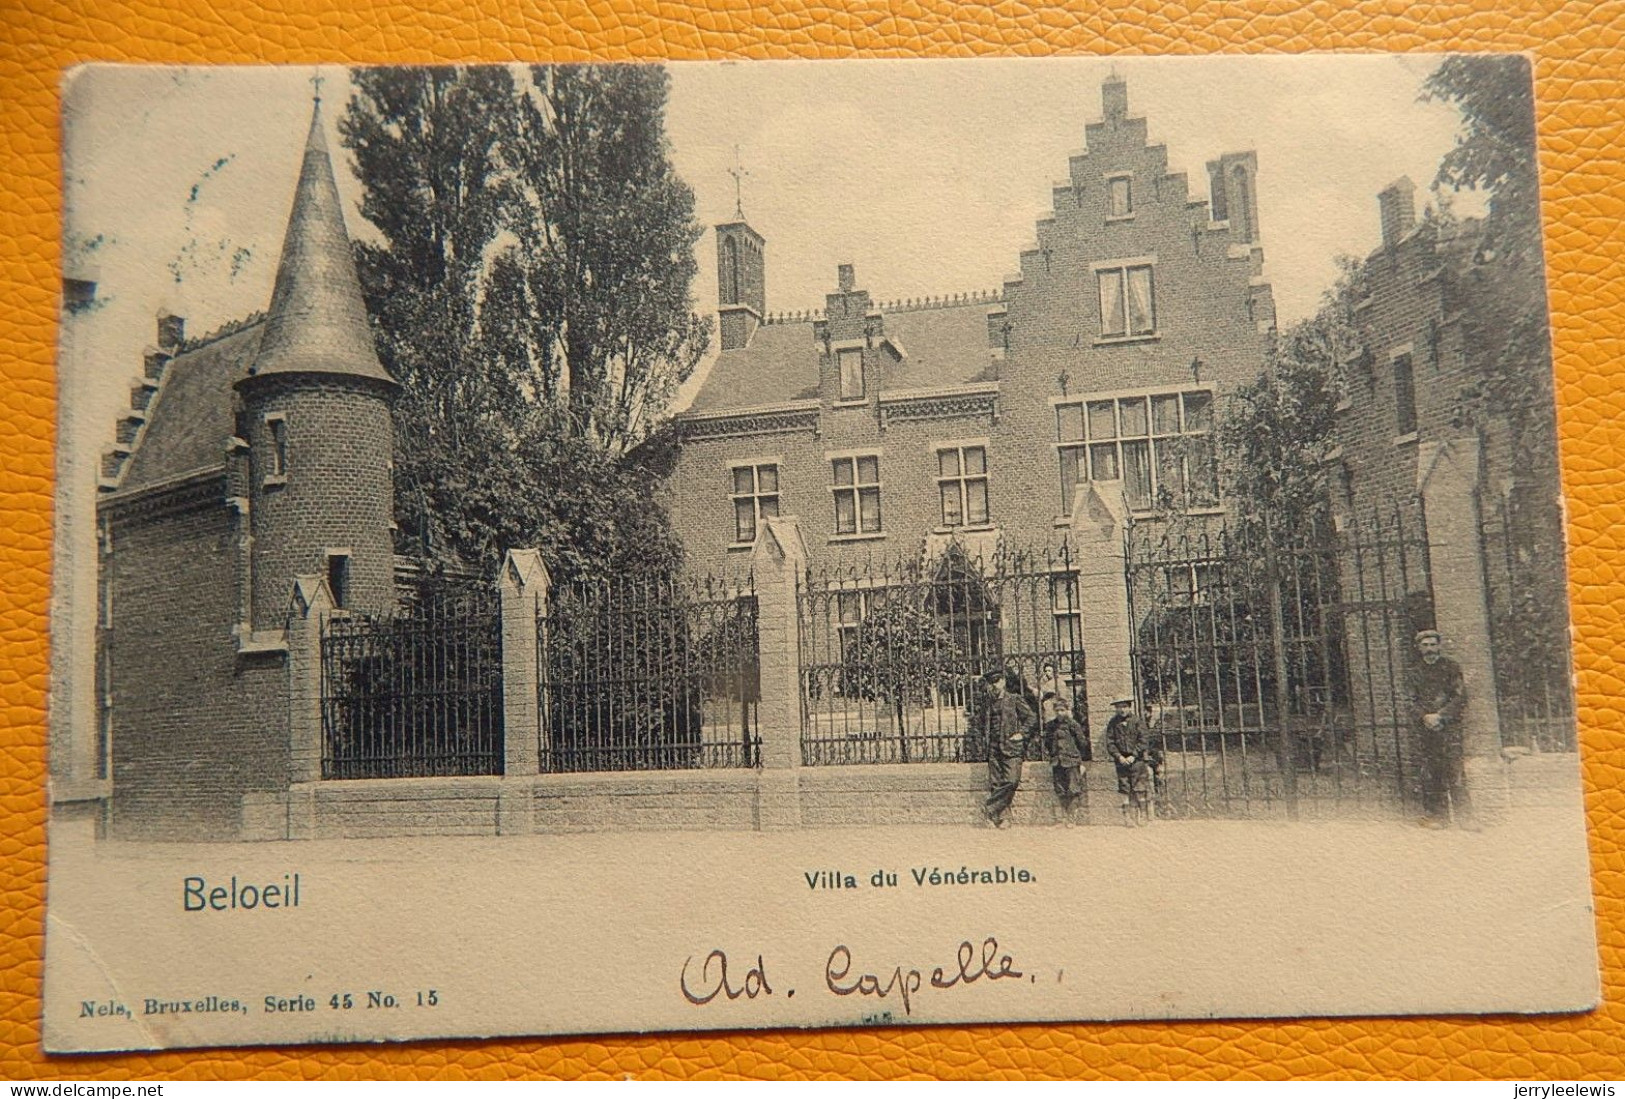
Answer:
[798,541,1087,765]
[1479,485,1577,753]
[1126,506,1432,818]
[537,572,761,773]
[320,589,505,779]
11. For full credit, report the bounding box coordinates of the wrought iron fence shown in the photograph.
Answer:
[1480,486,1576,752]
[538,572,761,773]
[320,589,505,779]
[1126,505,1432,818]
[798,541,1086,765]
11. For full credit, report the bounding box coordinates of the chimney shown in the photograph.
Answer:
[156,311,185,352]
[838,264,856,293]
[1378,177,1417,248]
[1102,75,1128,123]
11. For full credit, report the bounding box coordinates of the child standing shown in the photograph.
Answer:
[1043,692,1089,825]
[1105,696,1153,826]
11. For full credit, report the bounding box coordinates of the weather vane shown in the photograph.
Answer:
[727,144,749,219]
[311,70,325,106]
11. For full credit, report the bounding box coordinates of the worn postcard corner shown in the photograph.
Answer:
[45,55,1597,1054]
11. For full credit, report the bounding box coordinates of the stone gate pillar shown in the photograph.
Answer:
[500,548,549,776]
[1417,436,1506,817]
[749,516,808,829]
[498,548,549,835]
[1069,482,1136,745]
[284,574,333,839]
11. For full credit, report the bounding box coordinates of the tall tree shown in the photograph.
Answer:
[339,65,708,583]
[1218,264,1354,533]
[1424,55,1540,256]
[512,66,710,452]
[1421,55,1554,465]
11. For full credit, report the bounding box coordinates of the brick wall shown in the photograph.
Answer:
[1332,205,1572,751]
[670,81,1272,578]
[103,497,289,839]
[241,376,395,627]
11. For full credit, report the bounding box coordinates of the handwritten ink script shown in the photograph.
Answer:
[680,938,1030,1017]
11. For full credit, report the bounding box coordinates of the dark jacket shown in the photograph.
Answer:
[990,692,1036,759]
[1046,712,1089,768]
[1105,711,1150,764]
[1410,656,1467,737]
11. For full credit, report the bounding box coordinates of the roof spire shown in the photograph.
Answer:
[244,91,394,387]
[728,144,749,220]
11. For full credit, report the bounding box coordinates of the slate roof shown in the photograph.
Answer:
[118,321,264,494]
[684,298,998,416]
[247,99,392,386]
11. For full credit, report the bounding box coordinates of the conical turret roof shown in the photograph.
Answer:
[246,98,394,386]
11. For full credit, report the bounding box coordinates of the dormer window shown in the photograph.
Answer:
[838,348,864,401]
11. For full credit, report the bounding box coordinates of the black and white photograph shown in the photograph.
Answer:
[45,56,1596,1052]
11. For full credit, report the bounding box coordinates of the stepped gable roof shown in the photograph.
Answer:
[684,297,995,416]
[244,99,392,387]
[120,320,264,493]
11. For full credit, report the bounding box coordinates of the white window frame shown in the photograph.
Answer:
[1091,255,1158,342]
[1053,384,1219,515]
[728,458,783,545]
[933,438,992,529]
[1048,569,1084,676]
[828,450,884,539]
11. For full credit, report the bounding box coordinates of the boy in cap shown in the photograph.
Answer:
[1105,696,1153,826]
[1043,691,1089,825]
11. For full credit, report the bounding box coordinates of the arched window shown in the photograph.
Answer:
[723,236,741,304]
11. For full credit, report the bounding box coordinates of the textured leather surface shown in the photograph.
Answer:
[3,1,1624,1080]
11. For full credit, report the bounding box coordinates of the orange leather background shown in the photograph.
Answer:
[4,0,1623,1080]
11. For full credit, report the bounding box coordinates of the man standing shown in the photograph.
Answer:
[984,668,1035,829]
[1411,629,1476,829]
[1105,696,1153,826]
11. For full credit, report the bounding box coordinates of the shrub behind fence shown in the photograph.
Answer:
[538,573,761,772]
[320,589,505,779]
[797,542,1087,765]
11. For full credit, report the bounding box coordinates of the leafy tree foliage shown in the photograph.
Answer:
[1218,275,1350,533]
[339,65,708,584]
[1422,55,1555,470]
[1424,55,1540,255]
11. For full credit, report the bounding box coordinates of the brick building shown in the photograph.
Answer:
[666,76,1277,577]
[1330,177,1571,750]
[92,99,400,838]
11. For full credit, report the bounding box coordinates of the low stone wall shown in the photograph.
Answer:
[238,750,1583,840]
[241,761,1130,839]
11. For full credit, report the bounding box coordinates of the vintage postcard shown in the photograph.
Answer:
[45,56,1597,1053]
